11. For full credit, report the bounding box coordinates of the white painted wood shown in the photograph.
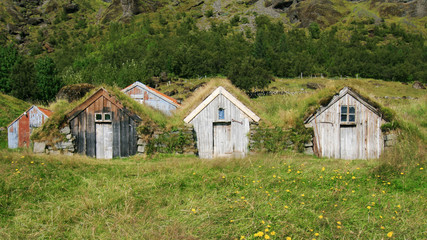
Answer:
[96,123,113,159]
[188,89,257,159]
[340,126,357,159]
[213,122,232,157]
[184,86,260,123]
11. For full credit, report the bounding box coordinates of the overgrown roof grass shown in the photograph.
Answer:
[169,78,265,127]
[31,85,176,143]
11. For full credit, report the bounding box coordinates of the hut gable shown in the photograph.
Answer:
[184,86,260,159]
[122,81,180,115]
[305,87,386,160]
[8,105,52,149]
[66,88,141,159]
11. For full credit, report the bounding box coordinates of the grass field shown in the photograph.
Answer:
[0,151,425,239]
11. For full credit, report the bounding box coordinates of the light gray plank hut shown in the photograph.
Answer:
[184,86,260,159]
[304,87,386,160]
[122,81,180,115]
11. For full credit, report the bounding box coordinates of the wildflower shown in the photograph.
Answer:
[30,161,34,164]
[397,205,401,208]
[21,156,25,158]
[352,176,356,179]
[381,226,385,229]
[265,228,269,232]
[367,206,371,209]
[271,231,276,236]
[230,220,234,222]
[41,163,44,165]
[261,220,265,224]
[222,176,225,179]
[337,226,341,229]
[254,231,264,237]
[314,233,319,236]
[318,215,323,219]
[380,215,383,218]
[240,236,245,239]
[301,194,305,197]
[286,189,290,192]
[286,237,292,240]
[387,231,393,238]
[273,175,276,178]
[284,205,289,209]
[193,172,196,175]
[321,167,325,171]
[337,221,341,225]
[420,167,424,170]
[191,208,196,213]
[264,235,270,239]
[241,196,245,199]
[400,172,404,175]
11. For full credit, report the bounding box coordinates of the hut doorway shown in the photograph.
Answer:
[340,125,357,159]
[96,123,113,159]
[213,122,232,157]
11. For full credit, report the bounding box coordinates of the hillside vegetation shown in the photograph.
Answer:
[0,93,30,148]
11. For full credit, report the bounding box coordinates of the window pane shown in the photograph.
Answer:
[95,114,102,120]
[341,106,347,114]
[104,113,111,121]
[218,108,225,120]
[349,106,355,114]
[349,114,355,122]
[341,114,347,122]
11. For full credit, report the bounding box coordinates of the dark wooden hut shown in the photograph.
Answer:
[304,87,386,159]
[66,88,141,159]
[8,105,52,149]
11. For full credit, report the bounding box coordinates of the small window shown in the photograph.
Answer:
[95,113,103,121]
[341,105,356,124]
[218,108,225,120]
[104,113,111,121]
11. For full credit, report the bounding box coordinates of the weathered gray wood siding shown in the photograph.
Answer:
[124,85,177,115]
[309,94,384,159]
[70,95,138,158]
[7,121,19,149]
[190,94,251,159]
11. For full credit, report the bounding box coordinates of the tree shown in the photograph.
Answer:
[0,45,20,94]
[35,57,62,104]
[227,57,273,91]
[10,60,36,101]
[309,22,320,39]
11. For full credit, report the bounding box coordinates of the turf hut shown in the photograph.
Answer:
[8,105,52,149]
[304,87,386,160]
[122,81,180,115]
[66,88,141,159]
[184,86,260,159]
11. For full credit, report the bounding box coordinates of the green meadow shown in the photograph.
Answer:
[0,151,425,239]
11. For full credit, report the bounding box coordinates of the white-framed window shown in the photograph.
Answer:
[341,105,356,124]
[95,112,112,122]
[218,108,225,120]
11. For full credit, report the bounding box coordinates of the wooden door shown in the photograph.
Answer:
[96,123,113,159]
[213,122,232,157]
[340,125,358,159]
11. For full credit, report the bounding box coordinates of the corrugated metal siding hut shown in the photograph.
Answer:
[184,86,260,159]
[122,81,180,115]
[304,87,386,160]
[8,105,53,149]
[66,88,141,159]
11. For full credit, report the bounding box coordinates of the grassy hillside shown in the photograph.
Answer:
[0,93,31,148]
[0,152,425,239]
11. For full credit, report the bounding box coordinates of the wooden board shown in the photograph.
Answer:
[213,122,232,157]
[340,125,358,160]
[96,123,113,159]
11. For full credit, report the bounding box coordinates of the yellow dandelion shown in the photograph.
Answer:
[337,221,341,225]
[337,226,341,229]
[30,161,34,164]
[381,226,385,229]
[265,229,269,232]
[21,156,25,158]
[284,205,289,209]
[273,175,276,178]
[261,220,265,224]
[367,206,371,209]
[420,167,424,170]
[321,167,325,171]
[318,215,323,219]
[240,236,245,240]
[222,176,225,179]
[397,205,401,208]
[230,220,234,222]
[286,189,290,192]
[387,231,393,238]
[193,172,196,175]
[241,196,245,199]
[271,231,275,236]
[400,172,404,175]
[264,235,270,240]
[301,194,305,197]
[286,237,292,240]
[314,233,320,236]
[352,176,356,179]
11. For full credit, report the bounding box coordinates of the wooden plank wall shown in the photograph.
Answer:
[124,86,177,115]
[70,96,138,158]
[190,94,251,159]
[310,94,384,159]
